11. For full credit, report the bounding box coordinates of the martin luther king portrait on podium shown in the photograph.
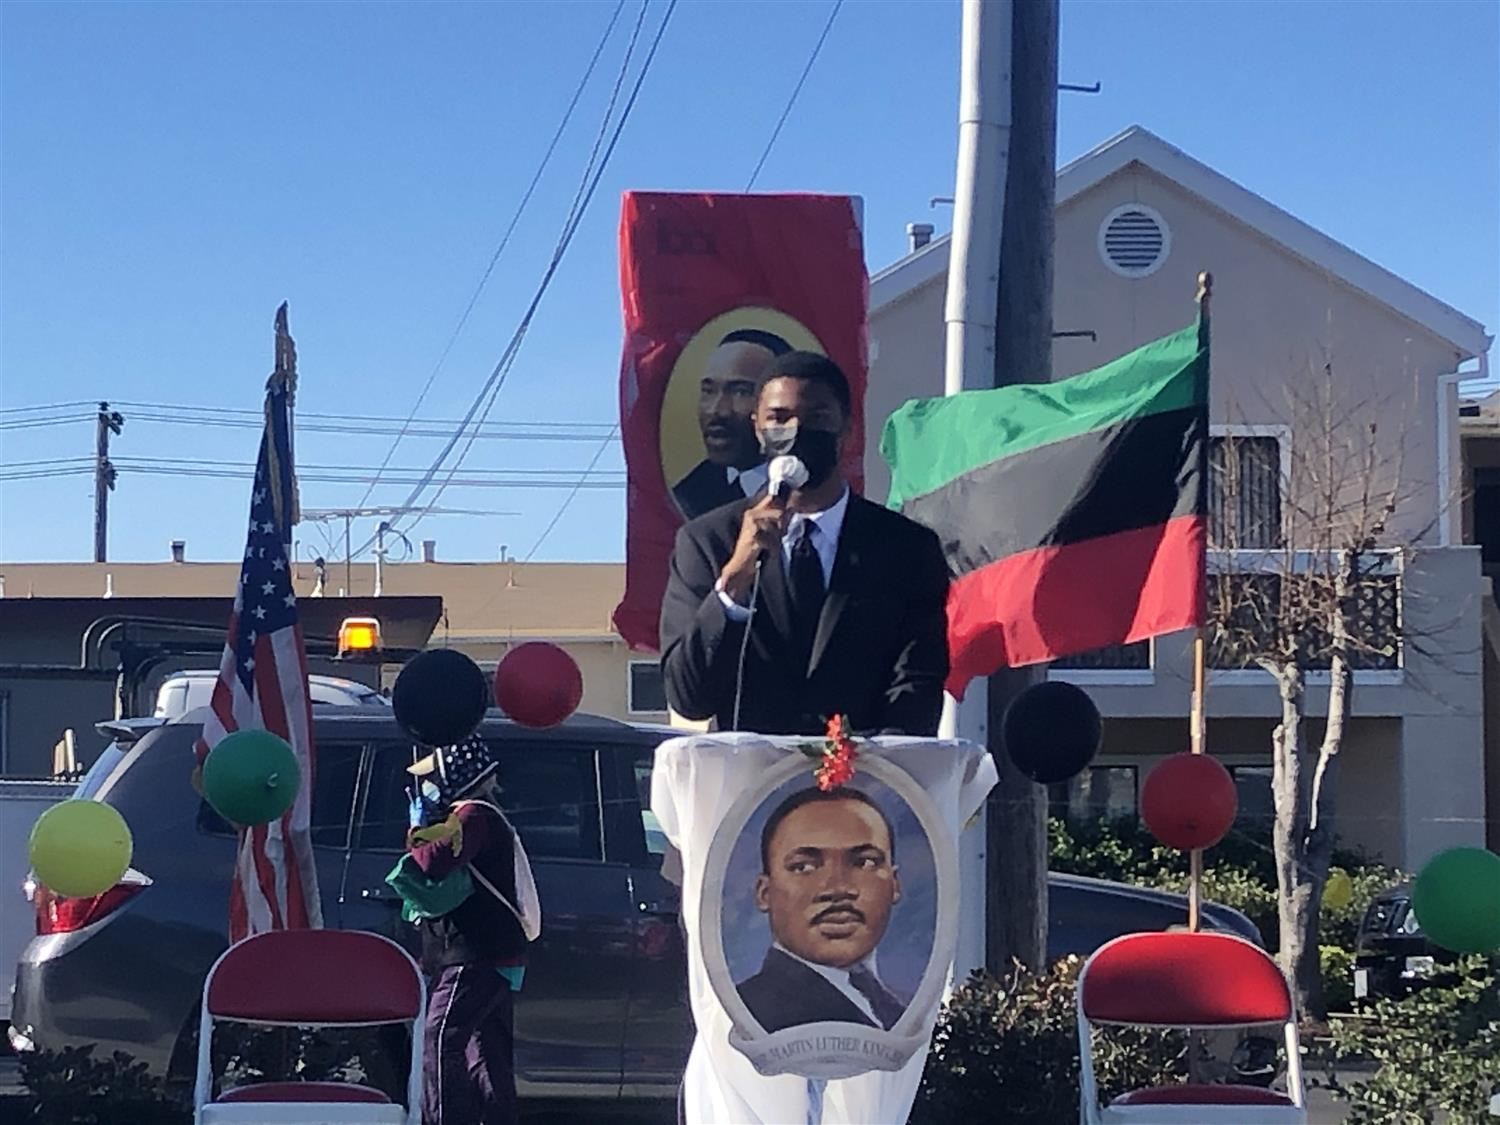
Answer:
[734,785,914,1032]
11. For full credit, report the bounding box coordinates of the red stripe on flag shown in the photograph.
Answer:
[248,823,286,931]
[945,514,1206,698]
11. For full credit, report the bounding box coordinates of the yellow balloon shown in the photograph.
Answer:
[28,800,133,898]
[1324,868,1354,911]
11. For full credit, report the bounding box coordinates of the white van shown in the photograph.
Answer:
[153,671,388,719]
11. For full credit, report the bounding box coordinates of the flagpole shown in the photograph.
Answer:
[1188,271,1213,933]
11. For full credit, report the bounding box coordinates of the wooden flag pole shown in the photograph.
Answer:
[1188,272,1212,934]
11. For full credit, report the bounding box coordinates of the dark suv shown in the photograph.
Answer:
[12,707,1262,1109]
[1353,881,1456,1002]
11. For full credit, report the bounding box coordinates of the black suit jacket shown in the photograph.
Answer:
[658,492,950,736]
[672,459,743,521]
[736,947,903,1033]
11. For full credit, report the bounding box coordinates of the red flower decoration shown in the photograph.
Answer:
[812,714,860,791]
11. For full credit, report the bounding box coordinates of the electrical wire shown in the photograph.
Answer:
[382,0,654,542]
[371,0,677,555]
[523,423,620,560]
[745,0,843,190]
[355,0,630,508]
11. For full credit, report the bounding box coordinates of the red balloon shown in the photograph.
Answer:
[1140,753,1238,851]
[494,642,583,729]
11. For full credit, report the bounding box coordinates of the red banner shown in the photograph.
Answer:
[613,192,868,652]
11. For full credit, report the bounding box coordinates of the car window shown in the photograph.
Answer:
[598,742,669,868]
[196,740,363,849]
[75,744,129,799]
[359,740,603,861]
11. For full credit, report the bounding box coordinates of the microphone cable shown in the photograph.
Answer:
[730,559,763,732]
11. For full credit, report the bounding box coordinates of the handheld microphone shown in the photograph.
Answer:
[731,454,808,731]
[767,454,809,507]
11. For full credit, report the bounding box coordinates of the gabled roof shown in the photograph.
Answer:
[871,126,1492,361]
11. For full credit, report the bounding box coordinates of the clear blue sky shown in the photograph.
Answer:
[3,0,1496,567]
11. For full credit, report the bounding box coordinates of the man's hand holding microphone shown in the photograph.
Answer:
[717,454,808,607]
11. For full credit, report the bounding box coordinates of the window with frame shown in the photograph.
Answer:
[1052,641,1151,671]
[1209,570,1400,671]
[196,740,363,849]
[1209,433,1282,549]
[1047,766,1139,823]
[1228,765,1275,830]
[628,661,668,714]
[359,740,603,860]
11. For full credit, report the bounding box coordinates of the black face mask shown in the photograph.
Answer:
[761,423,840,489]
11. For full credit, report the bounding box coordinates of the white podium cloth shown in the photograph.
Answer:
[651,734,997,1125]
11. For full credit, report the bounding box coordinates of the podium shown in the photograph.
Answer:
[651,733,996,1125]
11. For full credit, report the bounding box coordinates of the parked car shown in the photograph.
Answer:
[1353,880,1456,1002]
[11,707,1263,1109]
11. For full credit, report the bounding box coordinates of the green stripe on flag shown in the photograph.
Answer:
[881,319,1208,509]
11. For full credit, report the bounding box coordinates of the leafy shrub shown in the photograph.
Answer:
[913,957,1188,1125]
[1325,954,1500,1124]
[16,1046,188,1124]
[1320,945,1356,1014]
[1048,817,1398,957]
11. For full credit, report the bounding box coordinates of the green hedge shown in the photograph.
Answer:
[914,958,1187,1125]
[1048,817,1397,956]
[1325,955,1500,1124]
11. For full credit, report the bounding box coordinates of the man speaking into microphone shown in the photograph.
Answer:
[659,351,950,736]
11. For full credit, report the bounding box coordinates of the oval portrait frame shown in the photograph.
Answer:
[697,747,958,1079]
[658,305,826,496]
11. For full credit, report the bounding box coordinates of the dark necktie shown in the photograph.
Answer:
[848,962,905,1030]
[788,523,825,668]
[789,522,825,617]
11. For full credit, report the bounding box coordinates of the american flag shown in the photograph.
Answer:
[195,304,322,941]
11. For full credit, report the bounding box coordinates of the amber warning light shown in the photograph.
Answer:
[338,617,381,657]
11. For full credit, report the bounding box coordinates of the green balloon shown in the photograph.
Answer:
[1411,847,1500,955]
[29,799,133,898]
[203,730,301,827]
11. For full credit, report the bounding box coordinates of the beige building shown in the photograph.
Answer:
[0,560,663,765]
[868,126,1495,870]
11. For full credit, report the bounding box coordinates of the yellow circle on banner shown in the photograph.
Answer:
[658,307,825,496]
[1324,868,1354,910]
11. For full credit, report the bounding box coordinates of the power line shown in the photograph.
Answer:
[0,401,97,415]
[745,0,844,190]
[356,0,630,508]
[387,0,654,541]
[524,423,621,560]
[377,0,677,554]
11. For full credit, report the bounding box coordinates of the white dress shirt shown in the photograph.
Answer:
[730,463,769,499]
[717,486,850,622]
[772,943,882,1026]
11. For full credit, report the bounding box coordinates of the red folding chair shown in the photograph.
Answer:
[1077,931,1307,1124]
[194,930,424,1124]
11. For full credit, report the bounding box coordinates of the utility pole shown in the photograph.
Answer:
[943,0,1058,975]
[942,0,1012,978]
[93,402,124,563]
[986,0,1059,974]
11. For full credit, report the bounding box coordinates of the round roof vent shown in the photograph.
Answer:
[1098,204,1170,278]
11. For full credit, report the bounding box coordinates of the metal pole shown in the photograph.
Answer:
[345,514,353,595]
[943,0,1013,980]
[985,0,1059,975]
[93,402,122,563]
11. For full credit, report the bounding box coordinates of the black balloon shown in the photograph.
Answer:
[392,649,490,748]
[1001,680,1102,784]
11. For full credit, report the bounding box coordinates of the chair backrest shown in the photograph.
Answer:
[205,930,422,1025]
[1080,931,1291,1028]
